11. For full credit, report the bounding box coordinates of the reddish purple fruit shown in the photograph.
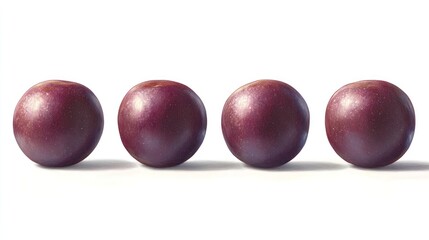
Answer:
[222,80,310,168]
[118,80,207,168]
[325,80,415,168]
[13,80,104,167]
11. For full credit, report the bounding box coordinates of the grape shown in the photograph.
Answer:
[325,80,415,168]
[222,80,309,168]
[13,80,104,167]
[118,80,207,168]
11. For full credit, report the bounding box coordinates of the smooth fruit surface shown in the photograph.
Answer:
[325,80,415,168]
[13,80,104,167]
[221,79,309,168]
[118,80,207,168]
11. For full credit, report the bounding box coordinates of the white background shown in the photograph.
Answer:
[1,0,429,239]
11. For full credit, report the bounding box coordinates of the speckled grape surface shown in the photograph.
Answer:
[325,80,415,168]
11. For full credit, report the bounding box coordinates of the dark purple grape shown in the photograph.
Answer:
[325,80,415,168]
[221,79,310,168]
[13,80,104,167]
[118,80,207,168]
